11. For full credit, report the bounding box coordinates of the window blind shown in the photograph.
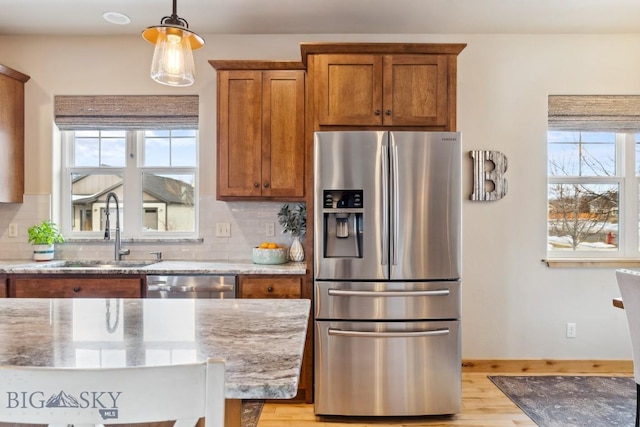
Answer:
[54,95,199,130]
[548,95,640,132]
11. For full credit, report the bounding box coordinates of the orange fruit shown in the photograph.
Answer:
[259,242,269,249]
[267,243,278,249]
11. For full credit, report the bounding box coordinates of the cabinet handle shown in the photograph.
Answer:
[73,287,81,293]
[385,109,392,115]
[267,286,274,292]
[263,182,270,188]
[374,110,381,116]
[253,183,260,188]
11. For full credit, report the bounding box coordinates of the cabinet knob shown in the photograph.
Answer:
[374,110,381,116]
[267,286,274,293]
[73,287,81,293]
[253,183,260,188]
[385,109,392,115]
[263,182,270,188]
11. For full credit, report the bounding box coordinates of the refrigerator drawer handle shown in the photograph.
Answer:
[328,289,450,297]
[147,284,171,291]
[169,285,195,292]
[328,328,450,338]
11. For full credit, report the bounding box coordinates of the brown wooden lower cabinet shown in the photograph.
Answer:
[238,274,313,403]
[0,274,6,298]
[8,275,143,298]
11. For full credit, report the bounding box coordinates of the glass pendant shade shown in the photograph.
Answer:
[149,26,196,87]
[142,0,205,87]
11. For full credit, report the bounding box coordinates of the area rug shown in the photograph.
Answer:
[488,375,636,427]
[242,400,264,427]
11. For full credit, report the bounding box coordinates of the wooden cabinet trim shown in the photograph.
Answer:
[0,64,30,83]
[301,42,467,66]
[209,60,305,71]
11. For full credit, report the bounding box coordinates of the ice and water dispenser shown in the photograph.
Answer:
[321,190,363,258]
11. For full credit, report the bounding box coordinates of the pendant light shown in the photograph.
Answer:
[142,0,205,87]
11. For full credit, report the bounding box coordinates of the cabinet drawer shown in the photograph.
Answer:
[10,277,142,298]
[239,276,302,299]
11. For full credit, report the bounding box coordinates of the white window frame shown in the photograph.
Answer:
[547,132,639,258]
[61,130,199,240]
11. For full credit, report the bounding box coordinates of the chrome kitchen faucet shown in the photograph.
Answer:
[104,192,130,261]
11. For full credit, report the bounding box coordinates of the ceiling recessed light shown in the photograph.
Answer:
[103,11,131,25]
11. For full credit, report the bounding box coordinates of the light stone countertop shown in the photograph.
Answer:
[0,298,310,400]
[0,259,307,275]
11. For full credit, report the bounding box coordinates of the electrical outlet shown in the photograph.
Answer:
[215,222,231,237]
[265,222,275,237]
[566,322,577,338]
[8,223,18,238]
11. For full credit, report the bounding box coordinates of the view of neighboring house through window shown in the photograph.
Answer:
[62,129,197,238]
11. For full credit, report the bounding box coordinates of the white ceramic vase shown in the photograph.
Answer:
[33,244,54,261]
[289,235,304,262]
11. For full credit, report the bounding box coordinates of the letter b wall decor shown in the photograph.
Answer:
[470,150,508,201]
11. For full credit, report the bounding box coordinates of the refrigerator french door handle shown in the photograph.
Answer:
[381,144,389,265]
[328,289,450,297]
[391,144,399,266]
[328,328,450,338]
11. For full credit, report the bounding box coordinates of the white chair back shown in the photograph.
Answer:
[617,269,640,383]
[0,358,225,427]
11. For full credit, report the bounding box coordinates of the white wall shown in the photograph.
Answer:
[0,33,636,360]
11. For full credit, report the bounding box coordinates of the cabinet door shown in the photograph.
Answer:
[0,275,6,298]
[239,276,302,299]
[383,54,449,126]
[9,277,142,298]
[0,69,28,203]
[261,70,305,197]
[217,70,263,198]
[316,54,383,126]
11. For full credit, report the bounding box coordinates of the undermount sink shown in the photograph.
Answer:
[56,260,159,269]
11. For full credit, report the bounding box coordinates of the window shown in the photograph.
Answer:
[54,95,199,240]
[61,129,198,238]
[547,95,640,258]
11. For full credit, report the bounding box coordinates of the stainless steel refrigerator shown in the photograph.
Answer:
[313,130,461,417]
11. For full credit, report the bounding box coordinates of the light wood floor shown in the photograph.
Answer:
[256,372,569,427]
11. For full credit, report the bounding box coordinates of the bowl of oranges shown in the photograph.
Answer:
[252,242,289,265]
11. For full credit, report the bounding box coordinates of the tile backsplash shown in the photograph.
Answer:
[0,194,304,261]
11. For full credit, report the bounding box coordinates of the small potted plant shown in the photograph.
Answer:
[28,219,65,261]
[278,203,306,262]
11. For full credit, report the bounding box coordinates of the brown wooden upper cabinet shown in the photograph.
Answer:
[209,61,305,200]
[302,43,466,130]
[0,65,30,203]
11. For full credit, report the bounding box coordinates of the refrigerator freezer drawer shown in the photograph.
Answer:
[314,320,461,416]
[315,280,460,320]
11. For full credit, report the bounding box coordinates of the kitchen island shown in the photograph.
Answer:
[0,298,310,427]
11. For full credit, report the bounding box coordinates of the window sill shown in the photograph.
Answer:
[543,258,640,268]
[64,238,204,244]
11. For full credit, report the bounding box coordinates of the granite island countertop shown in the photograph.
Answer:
[0,259,307,275]
[0,298,310,400]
